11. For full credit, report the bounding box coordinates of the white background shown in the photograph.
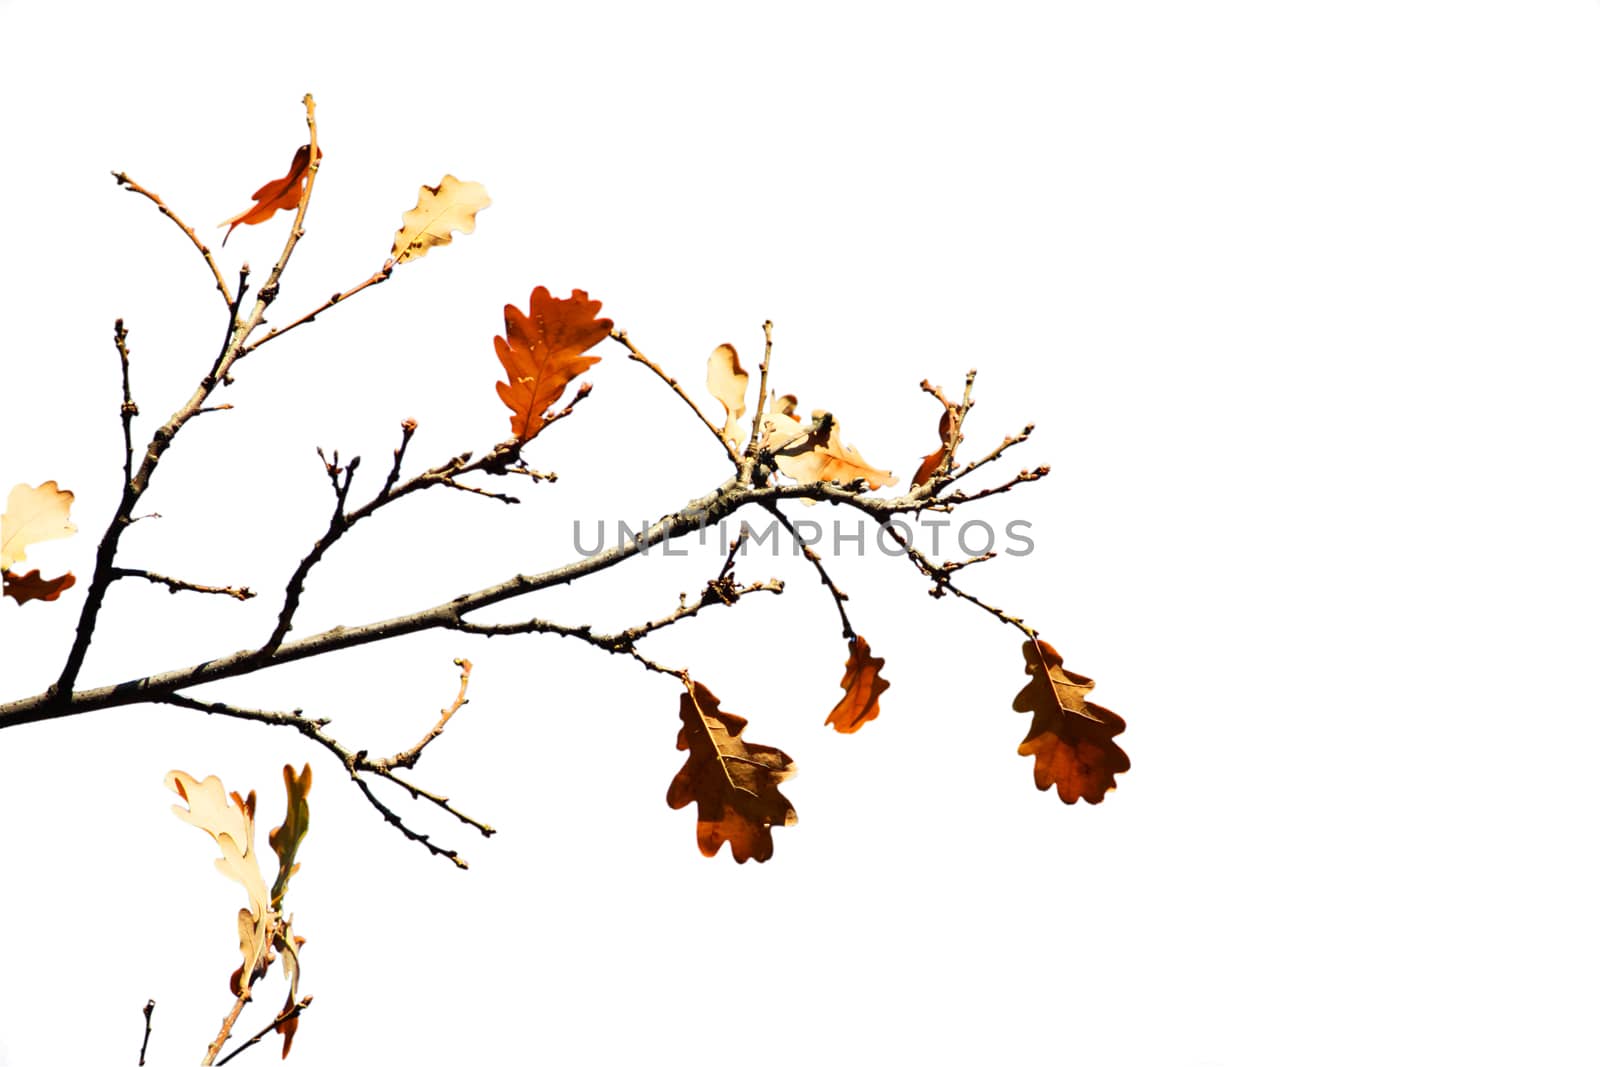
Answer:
[2,2,1597,1064]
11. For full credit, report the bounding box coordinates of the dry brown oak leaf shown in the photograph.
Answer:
[495,287,612,443]
[762,402,898,490]
[391,175,490,264]
[220,144,320,244]
[667,681,797,863]
[2,480,76,605]
[1013,638,1130,803]
[2,568,76,605]
[827,634,891,733]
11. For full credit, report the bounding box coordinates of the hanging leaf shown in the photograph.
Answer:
[667,681,797,863]
[1012,638,1129,803]
[826,634,890,733]
[494,286,612,442]
[219,144,320,245]
[391,175,490,264]
[706,343,750,445]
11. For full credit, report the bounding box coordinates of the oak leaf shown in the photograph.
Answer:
[827,634,890,733]
[268,763,312,909]
[762,404,898,490]
[391,175,490,264]
[912,385,959,486]
[2,481,75,569]
[167,771,273,994]
[667,681,797,863]
[2,568,76,605]
[1012,638,1129,803]
[494,287,612,442]
[273,917,306,1058]
[220,144,319,245]
[706,343,750,445]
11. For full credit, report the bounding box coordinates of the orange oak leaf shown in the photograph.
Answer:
[391,175,490,264]
[912,385,959,486]
[494,287,613,442]
[2,480,76,570]
[706,343,750,445]
[2,568,76,605]
[667,680,797,863]
[826,634,890,733]
[1013,638,1129,803]
[762,404,898,490]
[220,144,320,245]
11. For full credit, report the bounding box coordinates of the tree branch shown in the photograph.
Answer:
[158,690,493,868]
[138,999,155,1066]
[242,265,393,355]
[213,998,312,1067]
[610,328,740,464]
[7,472,1030,729]
[51,97,321,701]
[877,519,1036,639]
[110,172,234,308]
[763,501,853,639]
[114,319,138,488]
[202,992,250,1066]
[111,569,255,600]
[371,658,473,771]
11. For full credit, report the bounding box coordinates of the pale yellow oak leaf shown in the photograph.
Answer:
[706,343,750,445]
[1,481,75,570]
[167,771,272,993]
[391,175,490,264]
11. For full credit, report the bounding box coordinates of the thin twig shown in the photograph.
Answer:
[373,659,473,771]
[454,576,782,645]
[937,465,1050,506]
[942,423,1034,489]
[258,433,560,658]
[110,172,234,307]
[114,320,138,488]
[610,328,740,463]
[158,692,493,868]
[138,999,155,1066]
[243,265,393,355]
[202,992,250,1066]
[743,320,776,466]
[112,569,255,600]
[214,997,312,1067]
[877,520,1036,639]
[763,502,853,638]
